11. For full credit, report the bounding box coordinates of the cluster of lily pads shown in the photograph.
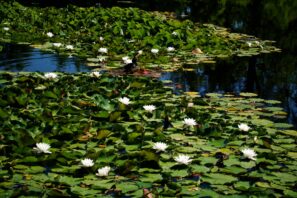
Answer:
[0,72,296,197]
[0,1,280,71]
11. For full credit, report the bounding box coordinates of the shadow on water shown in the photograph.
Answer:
[1,0,297,127]
[161,53,297,127]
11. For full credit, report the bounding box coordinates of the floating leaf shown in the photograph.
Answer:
[279,130,297,137]
[116,182,139,193]
[202,173,237,184]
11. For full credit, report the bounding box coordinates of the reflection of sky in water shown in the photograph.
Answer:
[0,46,91,73]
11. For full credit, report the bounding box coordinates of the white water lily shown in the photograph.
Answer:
[3,27,9,31]
[90,71,101,78]
[96,166,111,177]
[172,31,178,36]
[99,36,104,41]
[167,47,175,52]
[52,43,62,47]
[65,45,74,50]
[151,48,159,54]
[143,105,156,112]
[81,158,94,167]
[44,72,58,79]
[247,42,252,47]
[96,56,106,62]
[98,47,108,53]
[241,148,257,161]
[33,143,51,154]
[183,118,197,126]
[138,50,143,55]
[174,154,192,165]
[122,56,129,61]
[187,102,194,107]
[119,97,130,105]
[153,142,168,152]
[238,123,250,132]
[254,41,260,45]
[122,56,132,64]
[46,32,54,37]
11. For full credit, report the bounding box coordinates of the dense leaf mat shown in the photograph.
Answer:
[0,72,296,197]
[0,1,280,70]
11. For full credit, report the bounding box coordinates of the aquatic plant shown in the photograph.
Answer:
[0,2,280,71]
[153,142,168,152]
[0,72,296,197]
[33,143,52,154]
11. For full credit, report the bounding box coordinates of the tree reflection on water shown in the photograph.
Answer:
[2,0,297,127]
[161,0,297,127]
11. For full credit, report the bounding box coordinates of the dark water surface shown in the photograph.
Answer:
[1,0,297,127]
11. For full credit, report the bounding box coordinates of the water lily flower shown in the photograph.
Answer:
[153,142,168,152]
[98,47,108,53]
[143,105,156,112]
[122,56,132,64]
[172,31,178,36]
[81,158,94,167]
[174,154,192,165]
[65,45,74,50]
[238,123,250,132]
[33,143,51,154]
[44,72,58,79]
[52,43,62,47]
[247,42,252,47]
[151,48,159,54]
[254,41,260,45]
[138,50,143,55]
[183,118,197,126]
[119,97,130,105]
[90,71,101,78]
[99,36,104,41]
[96,166,111,177]
[241,148,257,161]
[188,102,194,107]
[3,27,9,31]
[167,47,175,52]
[95,56,105,62]
[46,32,54,37]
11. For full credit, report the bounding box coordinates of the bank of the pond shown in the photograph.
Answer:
[0,72,296,197]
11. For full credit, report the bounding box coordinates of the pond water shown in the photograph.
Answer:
[1,0,297,128]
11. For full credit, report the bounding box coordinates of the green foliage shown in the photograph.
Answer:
[0,1,280,70]
[0,72,296,196]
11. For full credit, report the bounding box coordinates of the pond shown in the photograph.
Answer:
[0,2,296,130]
[1,1,297,197]
[1,46,296,129]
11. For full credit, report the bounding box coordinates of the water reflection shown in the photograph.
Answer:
[160,53,297,127]
[0,43,91,73]
[2,0,297,127]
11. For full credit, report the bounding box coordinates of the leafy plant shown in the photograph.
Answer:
[0,72,296,197]
[0,1,280,71]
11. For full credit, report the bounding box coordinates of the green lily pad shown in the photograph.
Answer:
[202,173,237,184]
